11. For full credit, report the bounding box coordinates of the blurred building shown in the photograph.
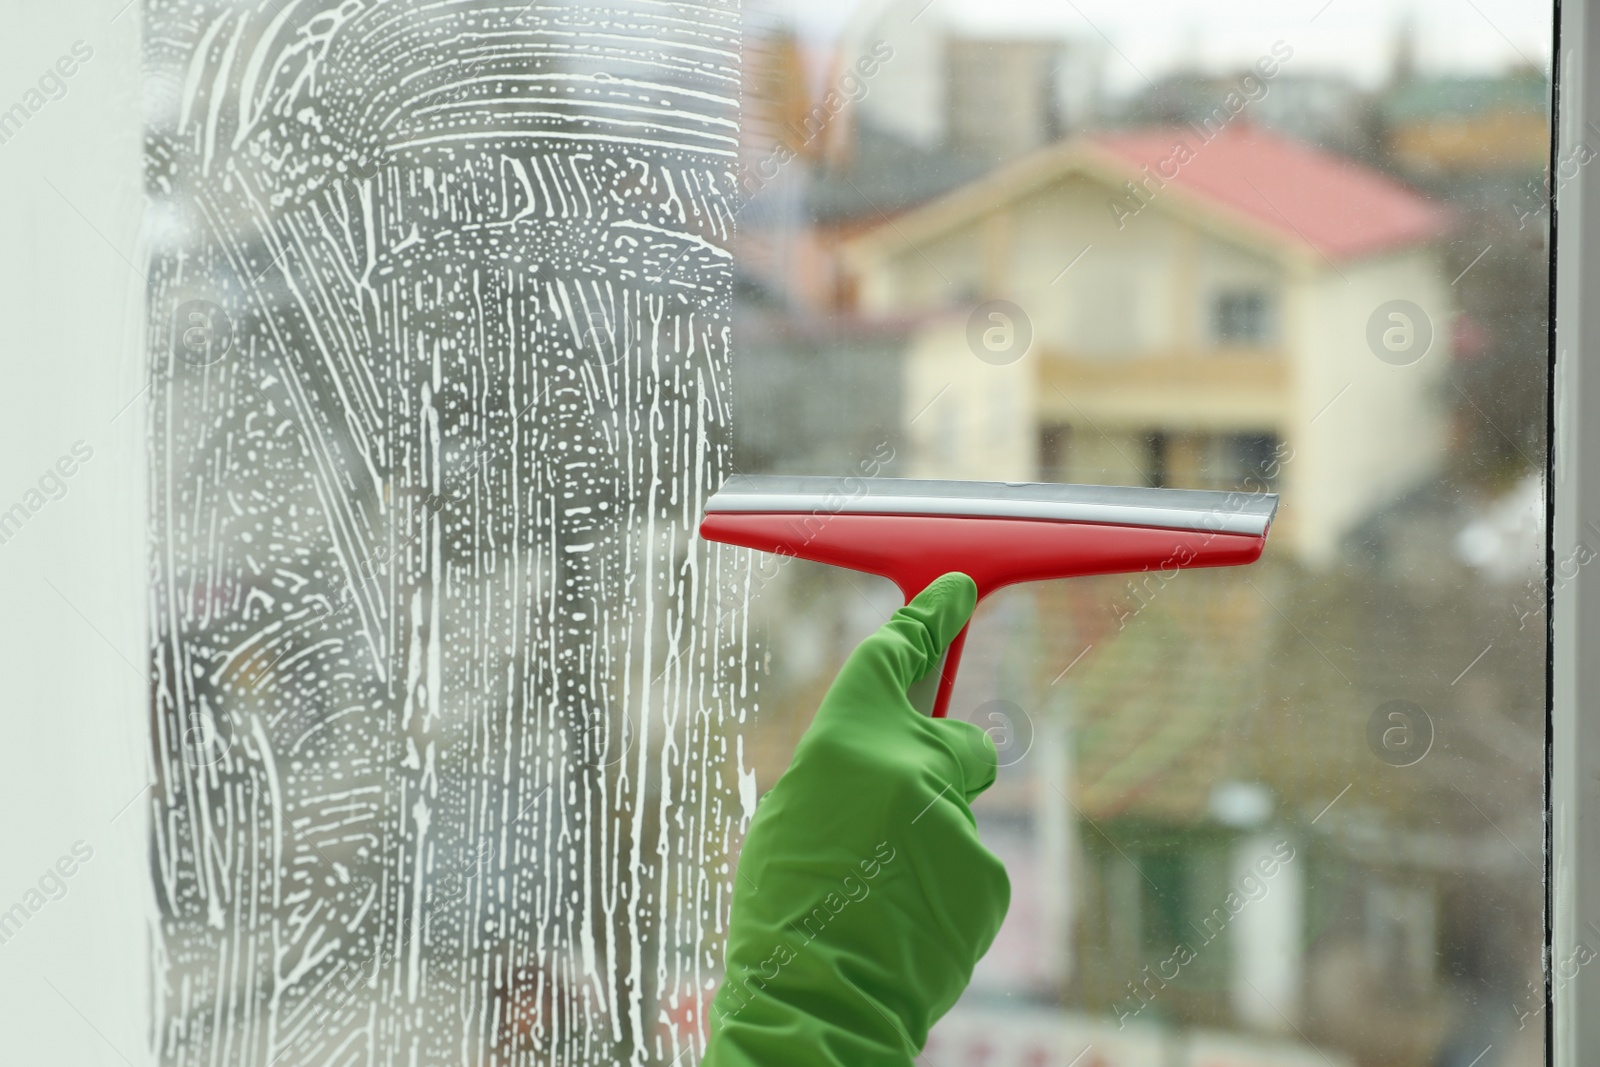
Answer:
[735,6,1106,311]
[843,123,1454,566]
[728,23,1533,1067]
[1121,70,1376,159]
[841,0,1103,160]
[1381,68,1548,175]
[945,37,1103,161]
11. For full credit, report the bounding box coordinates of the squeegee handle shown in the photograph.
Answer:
[930,622,970,719]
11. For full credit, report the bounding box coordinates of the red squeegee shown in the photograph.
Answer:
[699,476,1278,719]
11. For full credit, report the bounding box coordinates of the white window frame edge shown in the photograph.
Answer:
[1554,1,1594,1062]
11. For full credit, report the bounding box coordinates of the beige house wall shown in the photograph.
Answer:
[901,315,1038,482]
[858,168,1450,567]
[1286,248,1453,565]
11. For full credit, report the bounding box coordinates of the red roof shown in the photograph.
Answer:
[1093,125,1449,260]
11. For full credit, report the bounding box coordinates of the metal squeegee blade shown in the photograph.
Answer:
[704,475,1278,537]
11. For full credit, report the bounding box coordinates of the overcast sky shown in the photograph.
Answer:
[765,0,1551,94]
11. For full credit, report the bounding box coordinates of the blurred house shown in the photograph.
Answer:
[1122,70,1376,160]
[741,24,818,163]
[1381,68,1548,175]
[842,123,1454,566]
[735,7,1105,311]
[733,24,838,313]
[945,37,1103,161]
[839,0,948,151]
[841,0,1102,159]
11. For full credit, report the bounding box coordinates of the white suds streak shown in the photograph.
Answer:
[147,2,748,1064]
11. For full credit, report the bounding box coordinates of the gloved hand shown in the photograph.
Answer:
[703,572,1011,1067]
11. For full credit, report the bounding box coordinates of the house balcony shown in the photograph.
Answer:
[1036,346,1290,431]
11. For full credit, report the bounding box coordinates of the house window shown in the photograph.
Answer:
[1211,290,1275,346]
[1224,433,1283,489]
[1099,839,1231,998]
[1038,423,1071,481]
[1145,430,1170,488]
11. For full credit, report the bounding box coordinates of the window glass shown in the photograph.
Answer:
[1,2,1547,1065]
[735,2,1551,1066]
[1212,290,1274,346]
[143,2,747,1062]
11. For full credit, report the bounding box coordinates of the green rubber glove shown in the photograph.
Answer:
[703,572,1011,1066]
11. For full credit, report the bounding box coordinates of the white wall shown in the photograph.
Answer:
[1289,247,1452,565]
[0,4,150,1064]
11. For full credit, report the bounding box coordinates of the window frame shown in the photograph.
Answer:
[1552,1,1595,1063]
